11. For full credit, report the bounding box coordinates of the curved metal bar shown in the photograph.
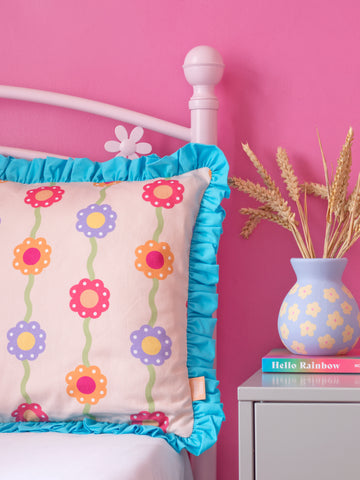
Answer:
[0,85,191,142]
[0,145,68,160]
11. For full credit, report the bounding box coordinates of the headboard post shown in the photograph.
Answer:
[183,46,224,145]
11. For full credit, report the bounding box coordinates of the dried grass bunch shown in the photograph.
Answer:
[229,128,360,258]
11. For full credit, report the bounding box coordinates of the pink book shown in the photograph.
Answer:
[262,348,360,373]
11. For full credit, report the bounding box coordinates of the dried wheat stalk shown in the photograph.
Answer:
[276,147,315,257]
[230,128,360,258]
[300,182,328,199]
[241,143,279,191]
[323,127,355,257]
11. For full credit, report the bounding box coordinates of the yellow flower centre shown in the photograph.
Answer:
[35,190,53,201]
[141,336,162,355]
[153,185,173,199]
[86,212,106,229]
[17,332,36,351]
[80,289,99,309]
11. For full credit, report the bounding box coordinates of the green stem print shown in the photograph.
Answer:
[148,279,159,327]
[153,207,164,242]
[30,208,42,239]
[145,365,156,413]
[82,402,95,419]
[21,361,32,404]
[96,185,111,205]
[142,207,165,410]
[82,317,92,367]
[80,185,107,417]
[87,238,98,281]
[23,274,35,323]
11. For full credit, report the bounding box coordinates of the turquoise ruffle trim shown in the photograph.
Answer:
[0,144,229,455]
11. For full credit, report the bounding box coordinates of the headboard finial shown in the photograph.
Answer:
[183,46,224,88]
[183,46,224,145]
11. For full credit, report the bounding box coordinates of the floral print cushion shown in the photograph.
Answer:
[0,144,229,455]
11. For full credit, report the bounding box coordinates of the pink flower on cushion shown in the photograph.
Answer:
[142,179,184,208]
[11,403,48,422]
[24,185,65,208]
[69,278,110,318]
[130,411,169,432]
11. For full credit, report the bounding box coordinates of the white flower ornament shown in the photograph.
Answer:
[104,125,152,159]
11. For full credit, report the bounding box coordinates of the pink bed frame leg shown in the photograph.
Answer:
[183,46,224,480]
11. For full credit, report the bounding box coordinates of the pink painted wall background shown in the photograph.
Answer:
[2,1,360,478]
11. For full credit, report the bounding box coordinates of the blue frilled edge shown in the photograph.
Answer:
[0,143,230,456]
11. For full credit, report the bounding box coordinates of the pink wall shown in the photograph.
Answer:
[2,1,360,478]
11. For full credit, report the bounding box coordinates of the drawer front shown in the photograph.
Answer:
[255,402,360,480]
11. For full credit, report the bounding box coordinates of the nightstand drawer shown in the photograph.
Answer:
[255,402,360,480]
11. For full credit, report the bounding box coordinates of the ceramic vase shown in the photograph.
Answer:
[278,258,360,356]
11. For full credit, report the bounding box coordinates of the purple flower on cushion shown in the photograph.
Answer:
[76,204,117,238]
[7,321,46,361]
[130,325,172,366]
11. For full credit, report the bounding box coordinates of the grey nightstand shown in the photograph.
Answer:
[238,369,360,480]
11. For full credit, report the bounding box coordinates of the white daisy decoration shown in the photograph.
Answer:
[104,125,152,159]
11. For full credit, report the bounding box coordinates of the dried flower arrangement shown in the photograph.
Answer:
[229,127,360,258]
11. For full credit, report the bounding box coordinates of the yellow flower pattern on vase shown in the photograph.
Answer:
[280,323,289,340]
[288,304,300,322]
[318,334,336,350]
[305,302,321,318]
[342,285,354,299]
[289,283,299,295]
[279,302,288,317]
[298,285,312,299]
[342,325,354,343]
[341,301,352,315]
[300,320,316,337]
[290,340,307,355]
[323,288,339,303]
[326,311,344,330]
[278,259,360,356]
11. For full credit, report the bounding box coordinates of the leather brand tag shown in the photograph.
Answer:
[189,376,206,401]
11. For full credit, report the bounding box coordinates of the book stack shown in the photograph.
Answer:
[262,348,360,373]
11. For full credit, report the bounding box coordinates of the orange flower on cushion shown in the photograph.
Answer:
[65,364,107,405]
[24,185,65,208]
[135,240,174,280]
[93,181,121,187]
[13,237,51,275]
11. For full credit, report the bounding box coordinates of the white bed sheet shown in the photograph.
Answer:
[0,432,194,480]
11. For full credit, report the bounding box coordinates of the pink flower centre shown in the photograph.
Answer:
[146,251,164,269]
[23,409,39,422]
[80,289,99,309]
[153,185,173,199]
[35,190,53,201]
[77,376,96,394]
[23,248,41,265]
